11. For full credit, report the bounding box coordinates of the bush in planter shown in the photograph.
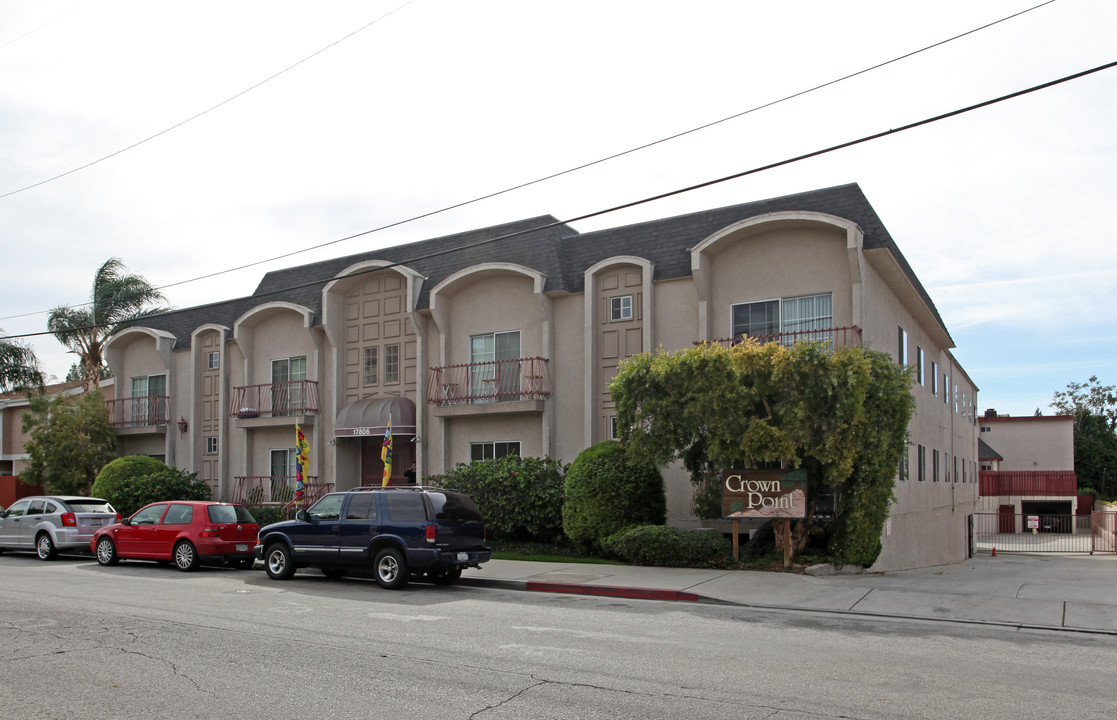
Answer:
[438,455,567,542]
[562,442,666,547]
[601,525,736,568]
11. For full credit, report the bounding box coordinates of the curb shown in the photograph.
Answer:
[461,577,700,602]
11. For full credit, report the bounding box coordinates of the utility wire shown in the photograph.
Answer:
[6,57,1114,342]
[0,0,415,199]
[0,0,1057,307]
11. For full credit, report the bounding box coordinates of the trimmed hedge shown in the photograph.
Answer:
[110,467,210,517]
[437,455,567,542]
[562,442,666,546]
[91,455,166,506]
[601,525,737,569]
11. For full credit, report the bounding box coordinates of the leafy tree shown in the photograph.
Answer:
[66,362,112,383]
[610,340,915,568]
[47,258,168,390]
[21,387,116,495]
[563,441,666,546]
[0,329,44,393]
[1051,377,1117,499]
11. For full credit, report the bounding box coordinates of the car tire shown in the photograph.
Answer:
[264,543,296,580]
[36,533,58,561]
[173,541,199,572]
[373,547,409,589]
[322,567,347,579]
[430,566,462,586]
[232,558,255,570]
[95,537,119,566]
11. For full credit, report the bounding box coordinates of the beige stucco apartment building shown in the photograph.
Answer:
[100,184,980,571]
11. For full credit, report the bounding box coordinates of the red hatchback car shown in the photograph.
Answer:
[91,501,259,572]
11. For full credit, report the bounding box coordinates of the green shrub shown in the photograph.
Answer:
[111,467,210,517]
[601,525,736,568]
[562,442,666,546]
[438,456,567,542]
[91,455,166,506]
[247,505,286,527]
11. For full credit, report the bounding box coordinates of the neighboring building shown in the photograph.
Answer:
[977,411,1079,528]
[101,183,980,571]
[0,378,116,505]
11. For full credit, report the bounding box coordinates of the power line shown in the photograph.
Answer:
[0,0,416,199]
[0,0,1059,322]
[6,57,1114,343]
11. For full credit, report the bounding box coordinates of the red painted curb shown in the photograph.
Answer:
[523,581,700,602]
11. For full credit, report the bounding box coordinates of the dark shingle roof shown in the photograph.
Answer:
[131,183,946,349]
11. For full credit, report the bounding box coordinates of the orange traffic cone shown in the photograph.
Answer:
[992,547,997,557]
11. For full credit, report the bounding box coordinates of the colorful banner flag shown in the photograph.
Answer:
[381,413,393,486]
[295,424,309,504]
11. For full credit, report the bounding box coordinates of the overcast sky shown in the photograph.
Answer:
[2,0,1114,416]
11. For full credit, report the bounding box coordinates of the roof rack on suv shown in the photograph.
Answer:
[349,485,427,493]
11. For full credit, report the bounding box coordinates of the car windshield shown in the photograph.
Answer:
[207,505,257,524]
[66,500,115,513]
[427,491,484,522]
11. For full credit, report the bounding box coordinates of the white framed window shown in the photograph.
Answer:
[363,347,378,385]
[130,374,167,425]
[916,347,924,385]
[931,361,939,395]
[207,351,219,370]
[205,436,218,454]
[470,441,521,462]
[272,357,307,414]
[943,373,950,405]
[269,448,298,501]
[731,293,832,342]
[917,445,926,482]
[609,416,619,441]
[384,344,400,384]
[610,295,633,322]
[470,330,521,403]
[898,451,909,482]
[933,449,940,482]
[897,326,908,365]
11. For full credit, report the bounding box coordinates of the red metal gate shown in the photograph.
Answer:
[974,512,1117,553]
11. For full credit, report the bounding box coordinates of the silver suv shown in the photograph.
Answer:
[0,496,119,560]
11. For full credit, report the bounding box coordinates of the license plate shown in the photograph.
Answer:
[236,544,249,552]
[86,518,105,526]
[457,552,469,561]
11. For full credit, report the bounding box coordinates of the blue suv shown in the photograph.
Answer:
[254,486,490,589]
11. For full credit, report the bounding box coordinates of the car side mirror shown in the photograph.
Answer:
[296,509,309,522]
[0,510,7,518]
[122,517,132,526]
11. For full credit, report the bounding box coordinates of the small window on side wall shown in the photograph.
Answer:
[207,351,219,370]
[609,416,619,441]
[610,295,633,322]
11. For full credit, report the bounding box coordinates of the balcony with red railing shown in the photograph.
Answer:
[979,470,1078,497]
[702,326,863,350]
[225,475,332,508]
[106,395,169,431]
[426,357,551,411]
[229,380,320,421]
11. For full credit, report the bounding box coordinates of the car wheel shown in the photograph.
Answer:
[36,533,58,561]
[373,547,409,589]
[231,557,255,570]
[322,567,347,579]
[264,544,296,580]
[95,537,119,566]
[430,566,462,586]
[173,541,199,572]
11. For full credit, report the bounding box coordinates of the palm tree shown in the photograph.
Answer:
[0,330,44,393]
[47,258,169,390]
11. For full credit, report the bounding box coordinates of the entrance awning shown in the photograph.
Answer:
[335,396,416,437]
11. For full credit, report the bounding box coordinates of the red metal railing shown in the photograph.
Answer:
[978,470,1078,497]
[225,476,332,507]
[229,380,320,418]
[702,326,863,349]
[105,395,169,427]
[426,357,552,406]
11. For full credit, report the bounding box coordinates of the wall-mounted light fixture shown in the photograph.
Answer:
[177,417,189,433]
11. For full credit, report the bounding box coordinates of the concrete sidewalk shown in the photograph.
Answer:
[459,553,1117,634]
